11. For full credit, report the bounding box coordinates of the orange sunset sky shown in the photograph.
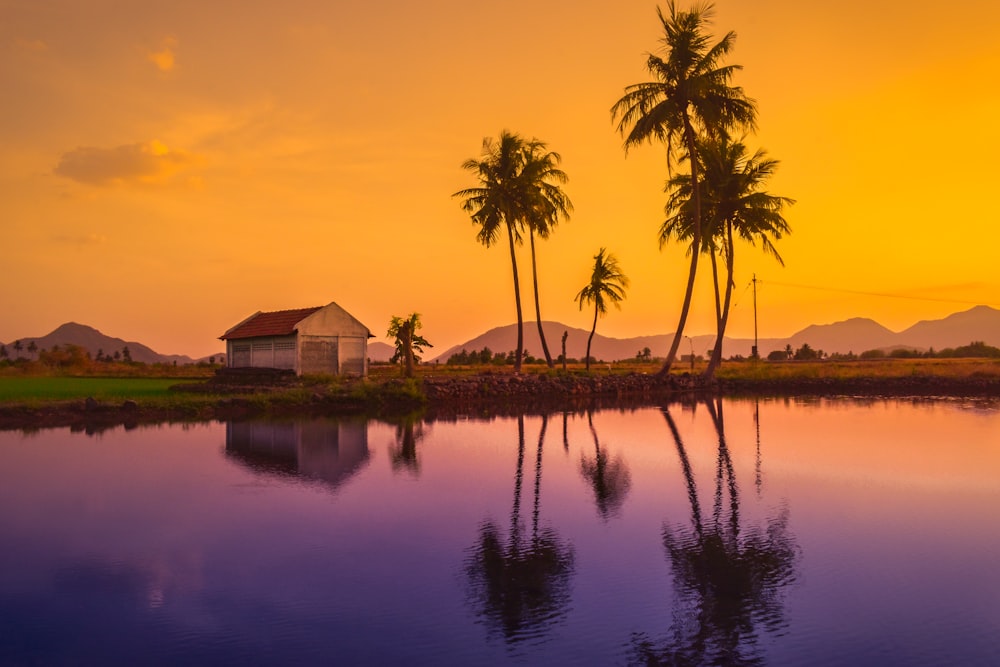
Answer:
[2,0,999,358]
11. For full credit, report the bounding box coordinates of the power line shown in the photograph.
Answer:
[762,280,999,308]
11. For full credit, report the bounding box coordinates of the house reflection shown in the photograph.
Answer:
[225,419,370,490]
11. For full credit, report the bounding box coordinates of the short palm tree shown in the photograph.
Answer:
[611,1,756,377]
[575,248,629,372]
[387,313,432,378]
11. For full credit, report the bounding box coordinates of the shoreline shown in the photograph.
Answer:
[1,370,998,432]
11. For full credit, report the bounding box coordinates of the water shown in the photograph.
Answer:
[1,397,998,666]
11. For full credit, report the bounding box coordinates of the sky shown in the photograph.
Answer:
[2,0,999,358]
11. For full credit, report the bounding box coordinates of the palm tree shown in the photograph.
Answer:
[575,248,629,372]
[466,415,574,644]
[630,400,799,664]
[12,340,22,359]
[387,313,432,378]
[389,416,425,475]
[579,410,632,520]
[611,1,756,378]
[522,140,573,369]
[454,131,531,372]
[662,136,793,378]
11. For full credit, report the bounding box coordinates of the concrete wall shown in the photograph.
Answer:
[297,302,369,376]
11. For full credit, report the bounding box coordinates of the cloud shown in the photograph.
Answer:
[54,140,194,187]
[13,38,48,53]
[148,36,177,72]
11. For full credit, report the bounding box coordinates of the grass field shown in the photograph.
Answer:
[0,377,183,402]
[2,358,997,405]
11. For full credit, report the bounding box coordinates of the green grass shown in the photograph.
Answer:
[0,377,183,402]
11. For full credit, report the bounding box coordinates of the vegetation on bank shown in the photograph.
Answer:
[0,342,218,379]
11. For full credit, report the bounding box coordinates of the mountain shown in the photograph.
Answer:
[432,321,705,364]
[896,305,1000,351]
[0,322,198,365]
[429,306,1000,362]
[368,341,395,363]
[783,317,900,355]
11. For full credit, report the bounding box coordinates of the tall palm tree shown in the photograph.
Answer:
[662,137,793,379]
[522,140,573,369]
[611,1,756,378]
[454,131,531,372]
[465,414,574,644]
[630,400,799,664]
[575,248,629,372]
[701,139,792,378]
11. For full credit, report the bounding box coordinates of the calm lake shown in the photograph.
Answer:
[1,397,998,666]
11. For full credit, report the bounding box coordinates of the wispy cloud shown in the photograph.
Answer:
[54,140,195,187]
[51,232,108,246]
[12,38,48,53]
[148,36,177,72]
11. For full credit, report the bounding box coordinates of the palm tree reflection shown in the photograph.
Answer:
[579,410,632,520]
[466,414,575,645]
[631,398,798,666]
[389,416,425,475]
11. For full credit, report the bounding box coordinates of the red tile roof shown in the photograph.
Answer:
[220,307,322,340]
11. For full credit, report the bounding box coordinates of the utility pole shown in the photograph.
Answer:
[752,274,759,359]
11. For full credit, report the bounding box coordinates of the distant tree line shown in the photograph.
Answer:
[444,345,616,367]
[0,342,224,370]
[765,341,1000,361]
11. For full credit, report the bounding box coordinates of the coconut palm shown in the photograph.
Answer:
[522,140,573,369]
[455,131,530,372]
[579,410,632,520]
[630,399,799,664]
[466,414,574,644]
[455,132,571,373]
[575,248,629,372]
[662,136,793,379]
[611,1,756,377]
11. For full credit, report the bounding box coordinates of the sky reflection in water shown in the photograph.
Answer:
[0,397,998,666]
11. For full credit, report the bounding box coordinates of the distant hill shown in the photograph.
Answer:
[783,318,900,355]
[896,305,1000,351]
[430,306,1000,362]
[0,322,199,365]
[368,341,395,363]
[4,306,996,366]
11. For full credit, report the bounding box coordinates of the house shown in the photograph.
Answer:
[219,301,372,376]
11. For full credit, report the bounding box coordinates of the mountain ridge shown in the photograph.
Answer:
[2,305,997,365]
[429,305,1000,362]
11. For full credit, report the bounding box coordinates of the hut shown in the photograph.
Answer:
[220,302,372,376]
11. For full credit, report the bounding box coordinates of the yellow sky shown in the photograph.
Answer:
[2,0,999,358]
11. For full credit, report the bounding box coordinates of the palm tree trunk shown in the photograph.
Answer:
[704,221,735,379]
[529,229,555,368]
[511,414,526,549]
[663,407,703,538]
[506,221,524,373]
[586,302,598,371]
[657,116,702,378]
[532,413,547,540]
